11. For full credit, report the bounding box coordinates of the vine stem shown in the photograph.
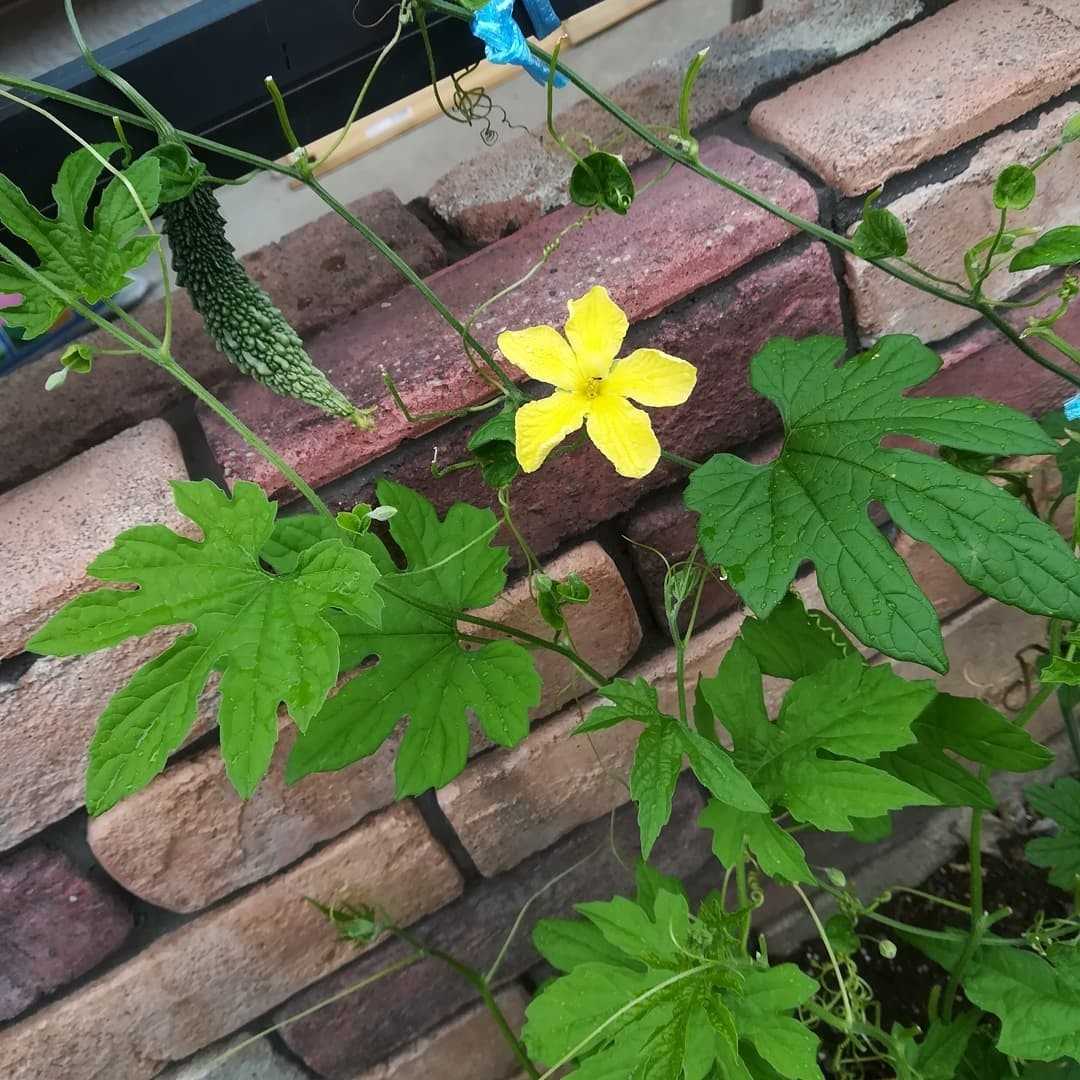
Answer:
[4,59,1078,396]
[418,0,1080,390]
[0,237,334,521]
[303,177,522,399]
[792,883,853,1029]
[391,929,540,1079]
[379,581,608,686]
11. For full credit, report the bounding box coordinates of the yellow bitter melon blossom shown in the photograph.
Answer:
[498,286,698,479]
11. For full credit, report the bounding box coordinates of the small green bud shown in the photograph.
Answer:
[878,938,897,959]
[825,867,847,888]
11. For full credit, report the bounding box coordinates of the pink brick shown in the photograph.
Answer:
[750,0,1080,195]
[437,701,639,877]
[0,631,217,853]
[200,137,817,501]
[0,845,132,1021]
[0,804,462,1080]
[0,420,189,659]
[312,243,841,562]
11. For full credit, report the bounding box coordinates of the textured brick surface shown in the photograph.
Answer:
[438,698,644,876]
[0,845,132,1021]
[0,804,462,1080]
[846,101,1080,343]
[0,193,443,496]
[428,0,923,244]
[278,781,710,1078]
[201,138,818,501]
[622,487,740,634]
[315,243,841,562]
[354,986,529,1080]
[157,1032,309,1080]
[0,631,217,853]
[0,419,188,659]
[750,0,1080,196]
[922,301,1077,423]
[468,541,641,720]
[86,716,399,913]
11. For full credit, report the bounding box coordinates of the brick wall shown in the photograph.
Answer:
[2,0,1079,1075]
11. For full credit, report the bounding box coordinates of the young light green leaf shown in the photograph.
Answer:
[684,334,1078,670]
[1064,113,1080,144]
[0,144,161,338]
[286,480,540,796]
[702,647,938,832]
[910,1011,982,1080]
[1026,778,1080,890]
[583,675,764,856]
[738,591,852,680]
[728,966,822,1080]
[28,480,382,811]
[524,887,820,1080]
[698,801,815,884]
[994,164,1037,210]
[1010,226,1080,271]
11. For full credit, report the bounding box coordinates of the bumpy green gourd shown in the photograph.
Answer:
[163,184,371,426]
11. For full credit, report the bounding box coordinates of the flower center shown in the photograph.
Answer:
[583,377,605,400]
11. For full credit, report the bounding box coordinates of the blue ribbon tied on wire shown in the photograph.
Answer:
[471,0,567,87]
[1066,392,1080,422]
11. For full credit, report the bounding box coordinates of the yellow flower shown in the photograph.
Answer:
[498,286,697,479]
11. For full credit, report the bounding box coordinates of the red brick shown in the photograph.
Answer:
[437,700,641,877]
[312,243,841,563]
[0,193,443,497]
[429,0,923,244]
[0,632,217,853]
[0,420,188,659]
[276,780,710,1078]
[750,0,1080,196]
[0,804,462,1080]
[200,137,818,501]
[0,845,132,1021]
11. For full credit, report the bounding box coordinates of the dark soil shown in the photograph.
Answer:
[788,832,1073,1077]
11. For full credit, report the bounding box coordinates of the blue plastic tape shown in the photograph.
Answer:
[471,0,567,86]
[522,0,561,37]
[1065,393,1080,422]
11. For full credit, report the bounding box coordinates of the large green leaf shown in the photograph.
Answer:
[28,480,382,811]
[523,882,822,1080]
[920,941,1080,1063]
[286,480,541,796]
[698,641,937,843]
[684,335,1079,671]
[0,144,161,337]
[1026,778,1080,890]
[1010,226,1080,271]
[738,591,853,681]
[579,677,766,858]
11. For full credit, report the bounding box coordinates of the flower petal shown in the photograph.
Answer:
[497,325,580,391]
[585,394,661,478]
[564,286,628,377]
[605,348,698,407]
[514,391,588,472]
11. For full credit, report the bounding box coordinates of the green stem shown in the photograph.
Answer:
[5,63,1079,391]
[0,238,333,519]
[1012,681,1055,730]
[661,449,704,471]
[378,581,607,686]
[264,75,304,158]
[303,177,521,398]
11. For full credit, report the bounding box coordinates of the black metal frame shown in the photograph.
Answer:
[0,0,599,211]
